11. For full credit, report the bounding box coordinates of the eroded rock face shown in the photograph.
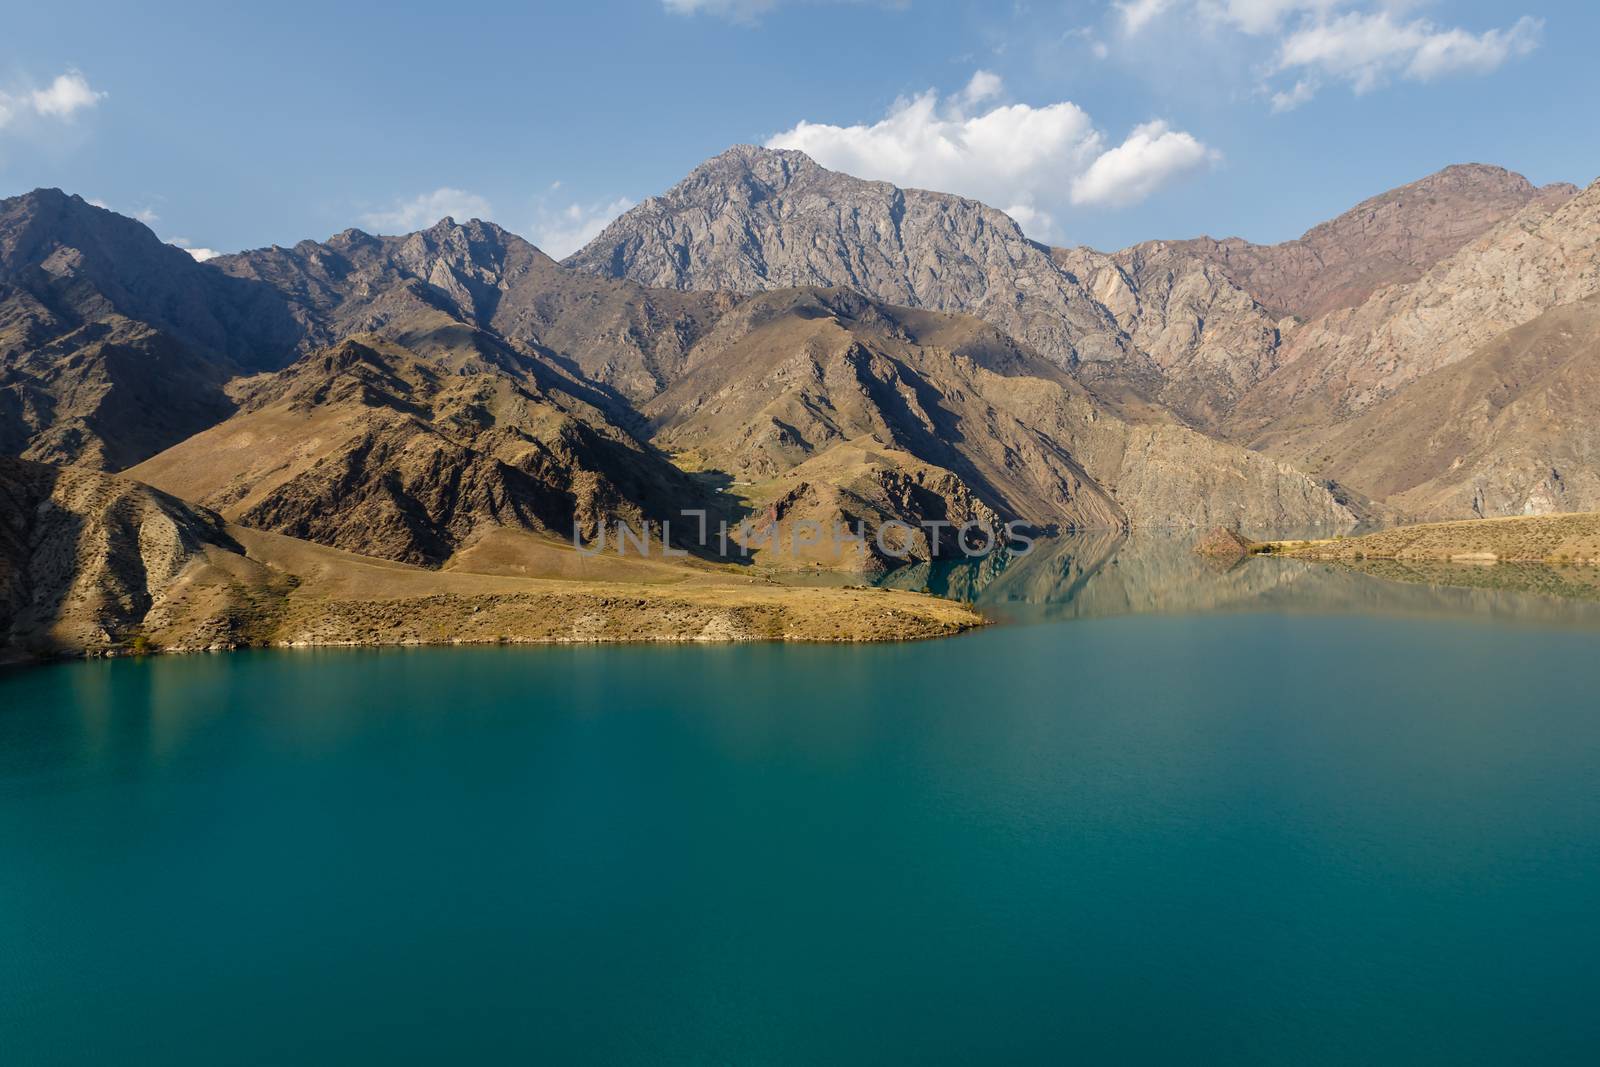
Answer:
[1052,242,1286,429]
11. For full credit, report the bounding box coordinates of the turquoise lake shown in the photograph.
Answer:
[4,539,1600,1064]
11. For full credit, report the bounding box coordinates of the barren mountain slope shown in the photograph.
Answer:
[1288,294,1600,519]
[0,190,301,467]
[211,218,739,405]
[1162,164,1578,321]
[649,289,1354,542]
[1050,241,1286,429]
[1043,165,1577,431]
[0,456,249,656]
[566,145,1141,382]
[1228,177,1600,455]
[570,150,1581,439]
[129,332,703,567]
[0,457,979,663]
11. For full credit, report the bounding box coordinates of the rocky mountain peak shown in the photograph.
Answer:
[566,143,1127,376]
[1,186,198,280]
[691,143,821,178]
[396,217,542,283]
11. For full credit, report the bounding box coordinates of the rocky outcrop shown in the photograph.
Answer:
[1194,526,1256,561]
[1054,165,1577,431]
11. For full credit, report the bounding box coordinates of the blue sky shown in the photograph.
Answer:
[2,0,1594,258]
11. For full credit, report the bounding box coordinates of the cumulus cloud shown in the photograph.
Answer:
[360,188,494,233]
[959,69,1003,109]
[766,71,1212,238]
[1070,121,1215,208]
[529,195,636,259]
[1275,11,1541,96]
[29,71,106,118]
[0,69,106,132]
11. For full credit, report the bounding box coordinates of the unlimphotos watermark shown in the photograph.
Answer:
[574,510,1035,561]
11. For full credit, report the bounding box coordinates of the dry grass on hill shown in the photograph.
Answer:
[1268,513,1600,564]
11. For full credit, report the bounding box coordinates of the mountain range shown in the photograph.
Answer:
[575,148,1596,522]
[3,147,1597,656]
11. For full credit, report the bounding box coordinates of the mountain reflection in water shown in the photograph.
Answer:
[880,531,1600,628]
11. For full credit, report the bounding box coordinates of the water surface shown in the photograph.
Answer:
[4,538,1600,1064]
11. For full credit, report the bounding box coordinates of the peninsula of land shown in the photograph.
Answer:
[1266,513,1600,564]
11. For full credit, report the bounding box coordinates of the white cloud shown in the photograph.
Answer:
[766,72,1213,239]
[1269,77,1319,112]
[169,237,220,262]
[1115,3,1540,108]
[959,70,1003,110]
[1405,16,1542,81]
[1275,11,1541,97]
[29,71,106,118]
[530,195,636,259]
[1117,0,1176,34]
[1069,121,1215,208]
[359,188,494,233]
[0,69,106,133]
[133,207,160,224]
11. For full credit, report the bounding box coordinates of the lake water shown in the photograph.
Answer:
[4,537,1600,1064]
